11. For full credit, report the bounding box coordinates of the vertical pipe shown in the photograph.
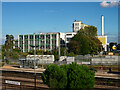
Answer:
[101,15,104,36]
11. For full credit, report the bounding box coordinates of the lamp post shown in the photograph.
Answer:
[30,45,39,90]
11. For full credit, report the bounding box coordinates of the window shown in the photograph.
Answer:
[30,35,33,39]
[19,35,23,40]
[52,40,56,44]
[35,40,39,45]
[30,40,34,45]
[46,45,50,49]
[35,35,39,39]
[66,34,72,36]
[24,35,28,39]
[46,40,50,44]
[40,35,44,39]
[67,38,71,41]
[46,35,50,39]
[24,41,28,44]
[41,40,45,44]
[40,45,44,49]
[75,27,79,29]
[52,34,56,39]
[75,23,79,26]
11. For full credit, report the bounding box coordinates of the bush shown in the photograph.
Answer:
[41,64,67,88]
[67,63,95,89]
[42,63,95,89]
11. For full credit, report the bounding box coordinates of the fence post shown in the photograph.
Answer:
[5,82,6,90]
[20,82,22,90]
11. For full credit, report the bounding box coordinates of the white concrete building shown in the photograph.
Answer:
[65,32,77,47]
[15,32,61,52]
[73,20,88,32]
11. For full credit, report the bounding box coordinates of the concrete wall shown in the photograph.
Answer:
[91,56,119,65]
[26,55,54,64]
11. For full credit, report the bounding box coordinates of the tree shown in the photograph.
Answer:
[109,42,117,51]
[68,33,98,55]
[60,47,68,56]
[83,25,97,37]
[90,37,103,52]
[41,64,67,88]
[117,43,120,50]
[42,63,95,89]
[67,63,95,88]
[5,34,14,51]
[68,25,102,55]
[68,40,80,54]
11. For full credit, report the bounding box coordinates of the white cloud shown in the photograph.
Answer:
[100,0,118,8]
[100,1,109,7]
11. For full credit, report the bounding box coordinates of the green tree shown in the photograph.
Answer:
[90,37,103,52]
[82,25,97,37]
[117,43,120,50]
[5,34,14,51]
[42,63,95,89]
[60,47,68,56]
[68,25,102,55]
[2,35,23,62]
[67,63,95,88]
[69,33,98,55]
[42,64,67,88]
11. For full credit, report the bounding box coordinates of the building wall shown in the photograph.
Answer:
[97,35,108,51]
[16,33,61,52]
[73,20,88,32]
[73,21,82,32]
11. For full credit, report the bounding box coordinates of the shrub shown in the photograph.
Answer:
[67,63,95,89]
[42,63,95,89]
[41,64,67,88]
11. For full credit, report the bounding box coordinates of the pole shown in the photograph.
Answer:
[5,82,6,90]
[58,33,60,60]
[20,82,22,90]
[34,47,36,90]
[101,56,103,72]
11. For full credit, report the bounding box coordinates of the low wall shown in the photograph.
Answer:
[91,57,118,65]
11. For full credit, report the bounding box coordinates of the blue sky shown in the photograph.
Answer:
[2,2,118,43]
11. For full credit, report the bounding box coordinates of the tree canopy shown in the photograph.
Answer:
[68,25,102,55]
[42,63,95,89]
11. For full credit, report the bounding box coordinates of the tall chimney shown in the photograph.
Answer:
[101,15,104,36]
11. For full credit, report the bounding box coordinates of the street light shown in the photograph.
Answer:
[30,45,39,90]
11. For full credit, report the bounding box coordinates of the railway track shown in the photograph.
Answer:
[2,70,48,90]
[1,70,120,90]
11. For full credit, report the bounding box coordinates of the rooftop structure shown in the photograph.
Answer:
[73,20,88,32]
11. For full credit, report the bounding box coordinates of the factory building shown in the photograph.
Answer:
[14,15,108,52]
[15,32,62,52]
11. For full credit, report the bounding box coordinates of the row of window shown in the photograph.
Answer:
[19,40,56,45]
[19,34,57,40]
[19,45,56,50]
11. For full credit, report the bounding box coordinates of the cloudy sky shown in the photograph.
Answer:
[2,1,119,44]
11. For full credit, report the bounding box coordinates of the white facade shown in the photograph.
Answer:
[65,32,77,44]
[73,20,88,32]
[17,32,61,52]
[66,57,75,64]
[26,55,54,64]
[73,20,82,32]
